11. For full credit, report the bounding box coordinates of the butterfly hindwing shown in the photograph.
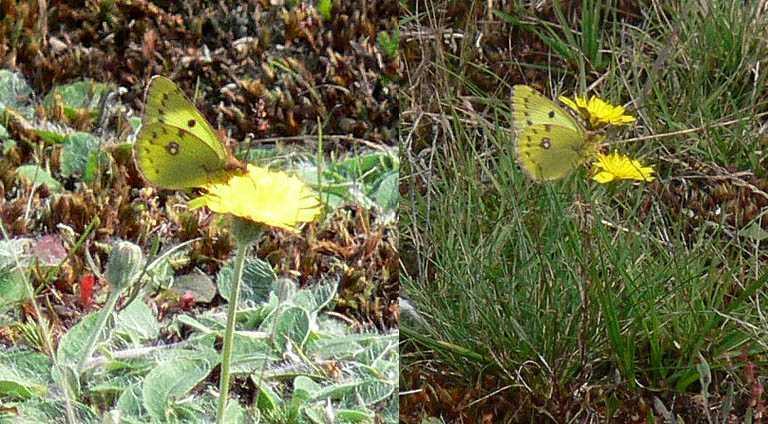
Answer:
[135,123,235,189]
[515,123,590,181]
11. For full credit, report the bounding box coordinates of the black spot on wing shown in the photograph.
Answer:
[166,142,180,155]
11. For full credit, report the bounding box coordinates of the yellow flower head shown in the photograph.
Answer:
[559,94,636,128]
[592,151,655,183]
[188,165,322,232]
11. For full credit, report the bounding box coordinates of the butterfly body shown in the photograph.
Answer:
[511,85,597,181]
[134,76,245,189]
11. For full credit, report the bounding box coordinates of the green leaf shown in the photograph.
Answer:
[317,0,332,20]
[218,257,277,304]
[0,350,51,399]
[740,221,768,241]
[293,376,321,401]
[174,314,220,334]
[252,380,282,413]
[128,116,142,132]
[674,368,702,392]
[60,132,108,183]
[171,273,217,303]
[34,127,70,144]
[56,311,101,367]
[0,70,34,118]
[14,398,99,424]
[0,267,28,305]
[371,170,398,211]
[292,278,338,314]
[15,165,63,192]
[302,404,327,424]
[141,357,213,422]
[273,306,310,351]
[222,402,246,424]
[57,299,159,368]
[308,149,399,210]
[274,277,298,303]
[696,352,711,395]
[230,333,276,374]
[1,138,16,155]
[44,80,111,123]
[114,299,160,344]
[308,333,364,359]
[336,408,375,423]
[311,380,362,401]
[352,379,395,405]
[0,238,34,268]
[376,30,399,58]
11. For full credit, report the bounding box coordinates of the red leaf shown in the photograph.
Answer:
[179,291,196,310]
[80,274,96,307]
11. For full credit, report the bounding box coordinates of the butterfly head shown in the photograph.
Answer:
[225,156,248,174]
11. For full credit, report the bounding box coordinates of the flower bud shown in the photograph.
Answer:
[105,241,144,291]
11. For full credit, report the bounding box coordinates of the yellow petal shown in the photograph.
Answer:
[189,165,321,232]
[591,151,655,183]
[558,96,579,112]
[592,171,616,184]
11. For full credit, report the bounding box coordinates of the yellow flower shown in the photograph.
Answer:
[592,151,655,183]
[559,94,636,128]
[188,165,321,232]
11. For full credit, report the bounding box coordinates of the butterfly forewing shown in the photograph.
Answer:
[134,76,246,189]
[142,76,230,161]
[511,85,583,134]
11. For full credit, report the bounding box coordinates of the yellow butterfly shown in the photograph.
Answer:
[511,85,600,181]
[133,76,245,189]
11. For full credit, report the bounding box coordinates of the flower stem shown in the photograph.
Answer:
[216,241,248,423]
